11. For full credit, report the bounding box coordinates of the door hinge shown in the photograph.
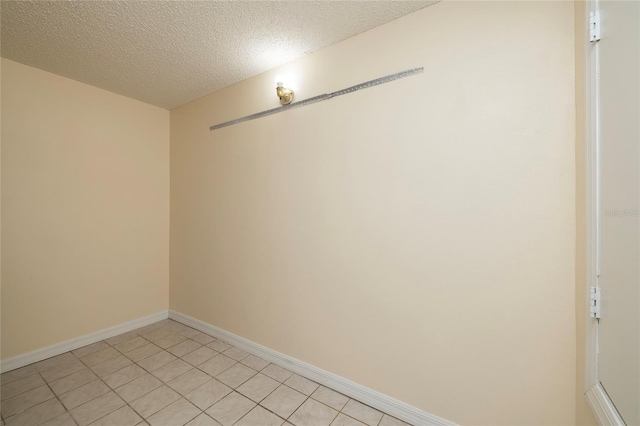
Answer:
[589,286,601,318]
[589,11,601,42]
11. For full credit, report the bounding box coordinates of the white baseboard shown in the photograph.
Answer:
[0,310,169,373]
[586,383,625,426]
[169,309,455,426]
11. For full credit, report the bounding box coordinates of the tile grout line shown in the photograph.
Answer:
[149,322,362,426]
[3,368,77,426]
[67,350,123,426]
[83,331,162,426]
[76,330,201,425]
[56,341,157,425]
[229,363,291,425]
[2,319,408,426]
[40,369,81,426]
[0,370,46,407]
[107,328,221,423]
[3,330,151,424]
[169,320,386,426]
[11,328,277,425]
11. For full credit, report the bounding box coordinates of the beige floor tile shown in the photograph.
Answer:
[137,351,177,372]
[205,392,256,426]
[69,391,125,426]
[89,405,142,426]
[260,385,306,419]
[289,399,338,426]
[35,354,77,372]
[235,406,284,426]
[129,385,180,419]
[261,365,293,383]
[40,412,77,426]
[206,340,231,353]
[151,359,193,383]
[173,326,202,339]
[236,374,279,403]
[115,337,149,354]
[168,320,189,329]
[167,340,202,358]
[284,374,318,396]
[142,328,174,343]
[49,369,98,396]
[0,323,405,426]
[156,322,177,330]
[341,400,383,426]
[146,398,201,426]
[90,355,133,378]
[115,374,163,403]
[185,379,232,411]
[134,322,167,336]
[222,347,249,362]
[153,333,187,349]
[80,348,120,367]
[167,323,186,333]
[168,321,188,330]
[198,355,236,378]
[182,347,217,367]
[72,342,110,359]
[215,364,256,389]
[165,326,192,337]
[124,344,163,363]
[378,415,411,426]
[0,366,38,386]
[103,364,147,389]
[105,331,139,347]
[185,413,222,426]
[60,380,110,410]
[167,369,211,396]
[186,379,233,410]
[1,373,46,401]
[331,413,367,426]
[190,333,215,346]
[311,386,349,411]
[39,360,87,383]
[168,323,191,334]
[240,355,269,372]
[1,385,54,418]
[5,399,66,426]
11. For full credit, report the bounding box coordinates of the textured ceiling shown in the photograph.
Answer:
[1,1,436,109]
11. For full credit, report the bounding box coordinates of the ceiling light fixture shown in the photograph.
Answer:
[276,82,294,105]
[209,68,423,131]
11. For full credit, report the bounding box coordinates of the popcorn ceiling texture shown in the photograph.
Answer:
[1,1,436,110]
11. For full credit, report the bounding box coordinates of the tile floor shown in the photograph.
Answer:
[0,320,411,426]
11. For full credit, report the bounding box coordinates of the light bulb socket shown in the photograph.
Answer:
[276,84,294,105]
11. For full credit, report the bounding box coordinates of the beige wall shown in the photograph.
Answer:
[1,59,169,360]
[170,2,577,424]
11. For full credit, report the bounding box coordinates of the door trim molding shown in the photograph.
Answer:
[586,383,625,426]
[584,0,600,392]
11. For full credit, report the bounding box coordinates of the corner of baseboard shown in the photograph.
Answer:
[168,309,456,426]
[586,383,625,426]
[0,310,169,373]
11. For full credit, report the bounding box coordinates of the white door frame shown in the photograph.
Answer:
[583,1,628,424]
